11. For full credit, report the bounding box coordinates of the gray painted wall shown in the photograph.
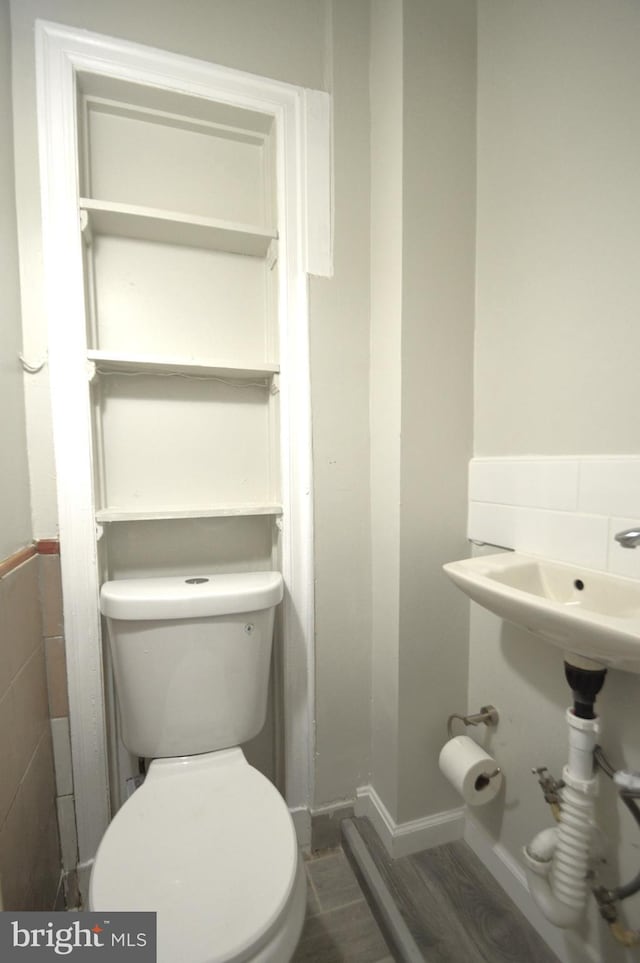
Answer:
[472,2,640,958]
[0,0,42,913]
[0,0,32,560]
[369,0,476,827]
[369,0,403,823]
[475,0,640,456]
[310,0,373,806]
[398,0,475,824]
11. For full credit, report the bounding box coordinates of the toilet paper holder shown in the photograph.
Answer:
[442,706,502,792]
[447,704,499,740]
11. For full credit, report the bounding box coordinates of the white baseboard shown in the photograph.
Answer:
[289,806,311,850]
[309,797,354,817]
[77,859,94,909]
[355,784,465,859]
[464,817,601,963]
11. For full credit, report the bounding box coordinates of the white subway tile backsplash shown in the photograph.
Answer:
[468,501,518,548]
[578,458,640,518]
[608,517,640,580]
[468,500,609,569]
[469,458,579,511]
[468,457,640,579]
[512,509,609,570]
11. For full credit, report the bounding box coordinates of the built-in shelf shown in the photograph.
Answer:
[87,349,279,381]
[80,197,276,257]
[95,504,283,523]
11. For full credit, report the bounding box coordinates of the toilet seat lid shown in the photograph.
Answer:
[90,749,299,963]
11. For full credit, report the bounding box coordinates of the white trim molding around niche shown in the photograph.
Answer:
[35,20,331,887]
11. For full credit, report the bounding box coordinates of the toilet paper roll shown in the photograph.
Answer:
[438,735,503,806]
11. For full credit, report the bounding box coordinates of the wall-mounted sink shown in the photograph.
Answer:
[443,553,640,673]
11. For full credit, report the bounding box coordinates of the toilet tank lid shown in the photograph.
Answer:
[100,571,284,620]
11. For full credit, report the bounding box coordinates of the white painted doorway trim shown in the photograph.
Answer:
[35,20,329,877]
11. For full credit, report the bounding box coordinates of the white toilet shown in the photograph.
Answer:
[90,571,306,963]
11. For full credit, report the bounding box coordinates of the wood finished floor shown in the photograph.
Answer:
[351,816,562,963]
[292,848,394,963]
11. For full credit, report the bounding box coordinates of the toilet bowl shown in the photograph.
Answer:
[90,572,305,962]
[90,748,306,963]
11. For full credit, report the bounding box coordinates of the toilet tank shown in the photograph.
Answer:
[100,572,284,759]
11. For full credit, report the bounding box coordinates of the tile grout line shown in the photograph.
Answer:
[303,863,322,909]
[305,857,368,918]
[312,894,367,918]
[304,847,343,864]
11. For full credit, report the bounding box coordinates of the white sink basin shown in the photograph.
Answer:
[443,552,640,673]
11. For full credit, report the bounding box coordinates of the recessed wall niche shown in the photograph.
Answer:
[77,73,282,797]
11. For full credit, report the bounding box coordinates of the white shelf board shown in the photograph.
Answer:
[87,349,279,381]
[80,197,276,257]
[95,504,283,523]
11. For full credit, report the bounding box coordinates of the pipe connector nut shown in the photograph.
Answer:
[561,764,599,796]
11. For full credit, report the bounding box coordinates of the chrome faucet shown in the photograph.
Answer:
[614,528,640,549]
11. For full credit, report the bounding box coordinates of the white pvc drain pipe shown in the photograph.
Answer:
[523,709,599,928]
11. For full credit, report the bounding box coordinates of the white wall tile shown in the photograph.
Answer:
[468,457,640,578]
[511,509,609,570]
[467,501,520,548]
[50,717,73,797]
[578,457,640,518]
[469,501,609,569]
[608,517,640,579]
[470,458,578,510]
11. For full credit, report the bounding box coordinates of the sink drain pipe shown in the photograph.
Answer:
[522,661,606,928]
[592,745,640,946]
